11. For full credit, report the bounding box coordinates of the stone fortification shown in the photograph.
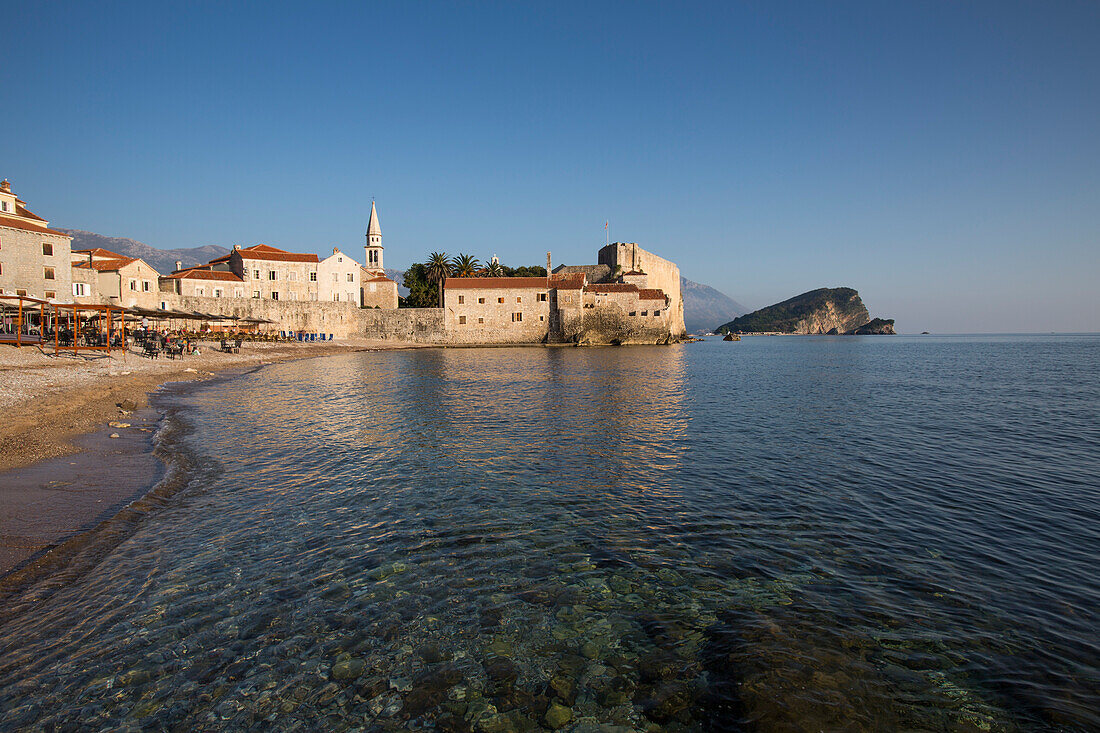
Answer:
[159,294,365,338]
[360,308,447,343]
[597,243,686,339]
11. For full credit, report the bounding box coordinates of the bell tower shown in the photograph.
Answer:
[364,200,383,272]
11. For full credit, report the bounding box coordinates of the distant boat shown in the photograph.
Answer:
[723,332,741,341]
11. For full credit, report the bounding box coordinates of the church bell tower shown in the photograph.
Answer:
[364,200,383,272]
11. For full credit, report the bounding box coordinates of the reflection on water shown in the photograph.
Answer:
[0,337,1098,731]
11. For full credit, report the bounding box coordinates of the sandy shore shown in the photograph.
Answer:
[0,338,427,473]
[0,338,427,579]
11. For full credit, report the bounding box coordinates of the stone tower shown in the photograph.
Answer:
[364,200,384,272]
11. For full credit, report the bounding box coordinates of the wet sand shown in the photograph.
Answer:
[0,339,428,579]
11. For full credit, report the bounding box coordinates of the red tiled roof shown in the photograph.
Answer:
[164,268,244,282]
[0,214,70,237]
[444,277,548,289]
[588,283,639,293]
[364,274,394,283]
[74,256,138,271]
[233,244,319,263]
[638,288,667,301]
[549,272,586,289]
[73,247,127,259]
[15,204,45,222]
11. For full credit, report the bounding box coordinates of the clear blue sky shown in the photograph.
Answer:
[4,1,1098,332]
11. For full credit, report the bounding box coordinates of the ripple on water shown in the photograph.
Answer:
[0,337,1097,731]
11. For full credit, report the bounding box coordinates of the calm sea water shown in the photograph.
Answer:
[0,336,1097,731]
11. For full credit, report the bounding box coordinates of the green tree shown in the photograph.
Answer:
[426,252,452,307]
[482,260,504,277]
[501,265,547,278]
[400,263,437,308]
[453,253,480,277]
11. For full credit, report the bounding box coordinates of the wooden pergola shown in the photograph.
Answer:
[0,294,49,348]
[50,302,129,354]
[0,296,129,354]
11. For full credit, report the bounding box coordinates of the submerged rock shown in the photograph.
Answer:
[543,702,573,729]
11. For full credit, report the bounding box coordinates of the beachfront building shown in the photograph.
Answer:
[0,180,73,301]
[438,243,686,345]
[160,267,246,301]
[205,244,321,301]
[71,248,162,309]
[317,248,361,304]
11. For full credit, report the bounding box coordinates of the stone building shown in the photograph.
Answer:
[317,248,361,304]
[71,248,162,308]
[159,267,247,302]
[360,201,398,308]
[436,242,687,345]
[205,244,321,301]
[0,179,73,301]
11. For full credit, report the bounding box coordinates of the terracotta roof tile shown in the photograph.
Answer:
[74,256,138,271]
[0,214,71,237]
[638,288,667,301]
[234,244,319,263]
[164,268,244,282]
[14,204,45,222]
[549,272,586,289]
[73,247,127,259]
[588,283,639,293]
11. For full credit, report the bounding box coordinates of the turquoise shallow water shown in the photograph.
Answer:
[0,335,1097,731]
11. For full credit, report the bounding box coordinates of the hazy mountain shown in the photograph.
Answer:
[681,277,748,334]
[60,229,230,275]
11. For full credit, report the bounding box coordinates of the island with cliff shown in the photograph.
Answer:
[715,287,895,335]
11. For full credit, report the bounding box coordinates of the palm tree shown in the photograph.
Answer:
[454,253,480,278]
[426,252,452,307]
[483,260,504,277]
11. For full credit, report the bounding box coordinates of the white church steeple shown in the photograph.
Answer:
[365,200,383,271]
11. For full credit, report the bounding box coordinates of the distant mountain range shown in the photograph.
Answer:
[680,277,748,333]
[57,230,745,327]
[60,229,232,275]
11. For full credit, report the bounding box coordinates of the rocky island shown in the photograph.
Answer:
[715,287,895,335]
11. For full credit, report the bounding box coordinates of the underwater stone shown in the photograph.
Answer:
[331,658,365,681]
[544,702,573,729]
[485,640,513,658]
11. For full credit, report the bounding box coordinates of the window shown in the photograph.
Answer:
[540,315,544,321]
[641,311,648,316]
[458,295,465,304]
[73,283,86,296]
[253,269,260,279]
[143,281,151,292]
[309,272,317,282]
[538,293,548,302]
[269,271,277,280]
[512,312,523,322]
[629,311,637,317]
[458,315,467,325]
[334,293,340,302]
[196,287,205,296]
[42,242,53,256]
[214,288,223,297]
[653,309,661,316]
[0,201,7,212]
[271,292,279,300]
[338,257,343,263]
[478,317,484,324]
[289,272,297,281]
[498,297,504,304]
[332,273,338,282]
[45,291,55,299]
[16,289,27,296]
[517,296,522,303]
[44,267,55,280]
[478,297,485,304]
[347,273,354,282]
[160,301,167,310]
[234,288,243,298]
[130,280,137,291]
[252,290,261,298]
